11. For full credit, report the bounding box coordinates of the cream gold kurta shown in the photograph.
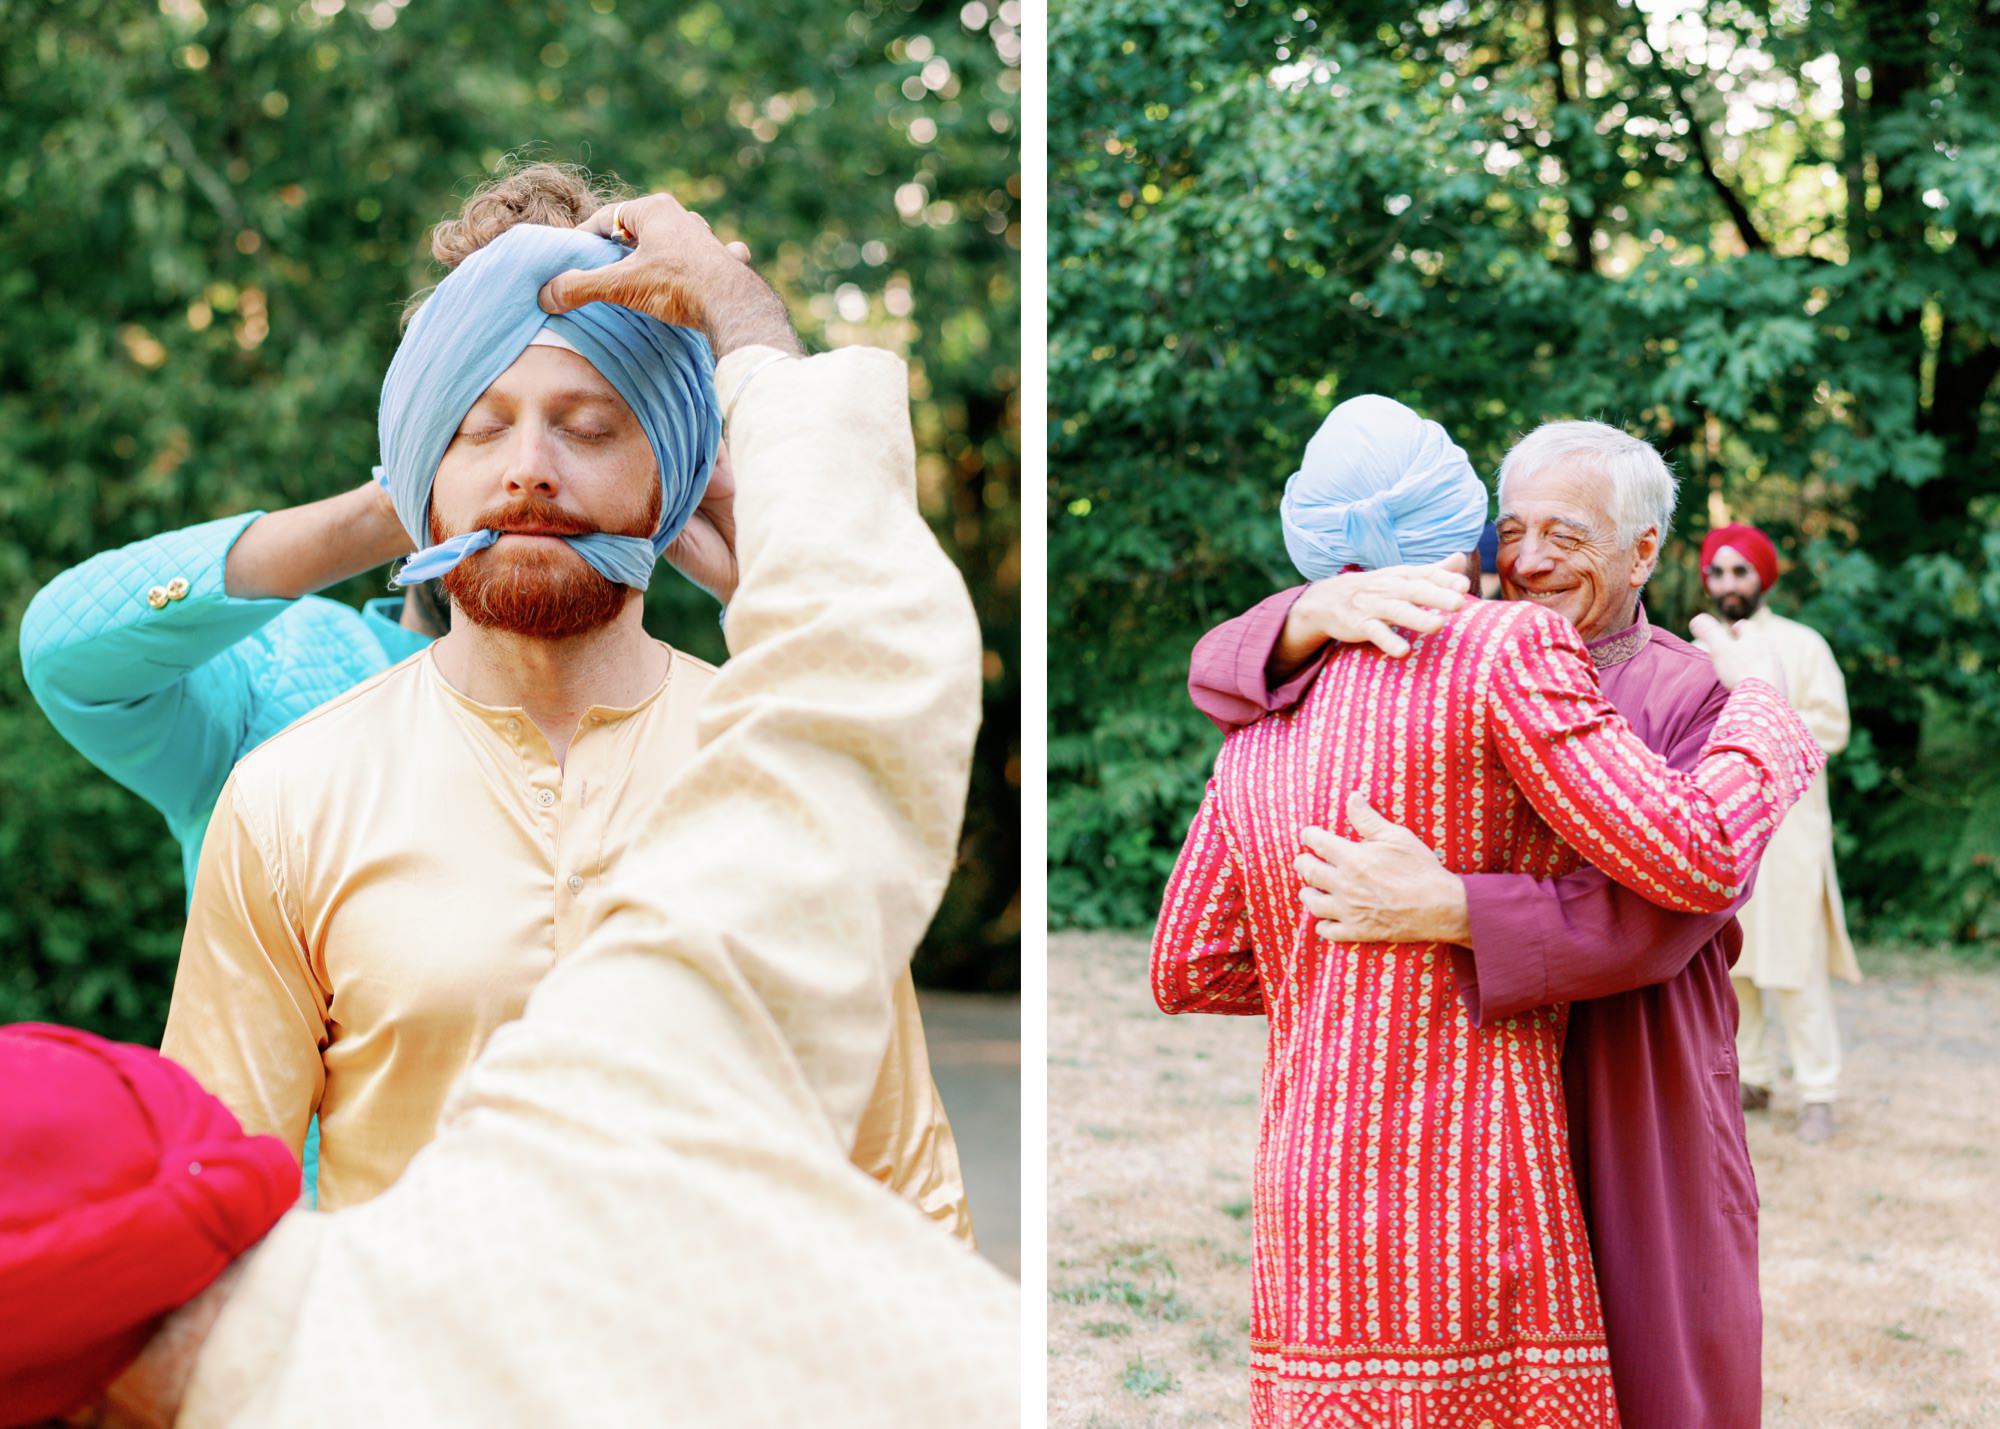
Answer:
[163,445,968,1245]
[175,343,1016,1426]
[1732,604,1860,991]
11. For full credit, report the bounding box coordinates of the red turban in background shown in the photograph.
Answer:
[1701,522,1780,591]
[0,1024,299,1427]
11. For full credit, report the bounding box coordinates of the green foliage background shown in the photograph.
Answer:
[0,0,1022,1042]
[1050,0,2000,940]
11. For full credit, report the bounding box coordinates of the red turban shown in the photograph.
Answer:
[1701,522,1780,591]
[0,1024,299,1427]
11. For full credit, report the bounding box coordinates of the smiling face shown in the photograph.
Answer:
[1495,457,1660,642]
[428,345,660,639]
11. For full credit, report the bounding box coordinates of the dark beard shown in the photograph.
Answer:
[1716,591,1761,621]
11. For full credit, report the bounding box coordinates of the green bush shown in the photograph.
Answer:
[1050,0,2000,943]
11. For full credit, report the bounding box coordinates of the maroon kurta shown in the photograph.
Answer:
[1187,588,1761,1429]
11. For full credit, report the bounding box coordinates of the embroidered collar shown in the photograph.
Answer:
[1585,604,1651,670]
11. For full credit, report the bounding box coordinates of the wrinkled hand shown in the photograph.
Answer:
[663,442,738,603]
[1290,563,1470,660]
[1294,793,1472,945]
[1689,613,1787,693]
[538,192,800,358]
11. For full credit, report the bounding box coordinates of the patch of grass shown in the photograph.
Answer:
[1109,1246,1177,1279]
[1122,1357,1180,1398]
[1085,1125,1123,1141]
[1054,1275,1193,1323]
[1884,1323,1923,1343]
[1082,1319,1133,1339]
[1195,1328,1234,1364]
[1220,1197,1253,1221]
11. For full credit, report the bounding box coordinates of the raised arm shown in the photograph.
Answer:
[1152,780,1263,1015]
[1485,604,1824,915]
[19,489,409,836]
[516,340,981,1147]
[1188,569,1468,732]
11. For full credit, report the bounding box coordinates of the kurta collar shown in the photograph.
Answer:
[421,643,678,736]
[1585,603,1651,671]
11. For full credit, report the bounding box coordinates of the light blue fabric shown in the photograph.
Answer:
[20,513,431,894]
[379,223,722,590]
[1279,394,1489,579]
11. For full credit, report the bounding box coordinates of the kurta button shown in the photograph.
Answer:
[146,585,170,609]
[507,719,521,736]
[566,874,583,893]
[165,577,190,600]
[534,788,557,808]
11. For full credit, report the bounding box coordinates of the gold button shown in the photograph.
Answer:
[146,586,170,609]
[165,577,190,600]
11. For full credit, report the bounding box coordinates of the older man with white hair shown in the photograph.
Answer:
[1188,417,1768,1429]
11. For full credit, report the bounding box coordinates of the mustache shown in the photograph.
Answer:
[450,500,600,539]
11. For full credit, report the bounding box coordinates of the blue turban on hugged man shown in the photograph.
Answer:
[380,223,722,590]
[1280,395,1489,580]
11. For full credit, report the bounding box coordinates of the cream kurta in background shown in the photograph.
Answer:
[1733,604,1860,991]
[163,443,969,1242]
[179,344,1018,1426]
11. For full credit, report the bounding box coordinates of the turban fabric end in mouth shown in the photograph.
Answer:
[379,223,724,591]
[1279,394,1490,581]
[1701,521,1780,591]
[0,1024,299,1428]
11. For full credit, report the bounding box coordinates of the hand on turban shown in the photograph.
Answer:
[380,223,723,591]
[1701,522,1780,591]
[0,1025,299,1428]
[1280,395,1490,580]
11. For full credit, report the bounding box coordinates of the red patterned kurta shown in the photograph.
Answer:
[1152,600,1822,1429]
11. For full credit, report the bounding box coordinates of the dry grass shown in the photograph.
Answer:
[1048,932,2000,1428]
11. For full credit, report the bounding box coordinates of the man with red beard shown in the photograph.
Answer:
[160,172,973,1243]
[1,188,1016,1427]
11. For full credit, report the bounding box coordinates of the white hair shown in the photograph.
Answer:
[1496,420,1679,547]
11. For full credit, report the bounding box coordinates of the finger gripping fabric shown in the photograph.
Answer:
[379,223,722,590]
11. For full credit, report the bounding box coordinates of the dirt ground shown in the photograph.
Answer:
[1048,932,2000,1427]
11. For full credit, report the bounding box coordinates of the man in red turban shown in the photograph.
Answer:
[0,1025,299,1426]
[1700,521,1781,612]
[1701,521,1860,1144]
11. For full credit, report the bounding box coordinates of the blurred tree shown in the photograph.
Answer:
[0,0,1022,1042]
[1050,0,2000,940]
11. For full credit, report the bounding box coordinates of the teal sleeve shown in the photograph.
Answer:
[19,513,292,835]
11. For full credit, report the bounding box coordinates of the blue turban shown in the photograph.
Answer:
[379,223,721,590]
[1279,395,1488,579]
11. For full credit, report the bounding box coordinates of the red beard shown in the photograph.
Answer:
[431,493,657,640]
